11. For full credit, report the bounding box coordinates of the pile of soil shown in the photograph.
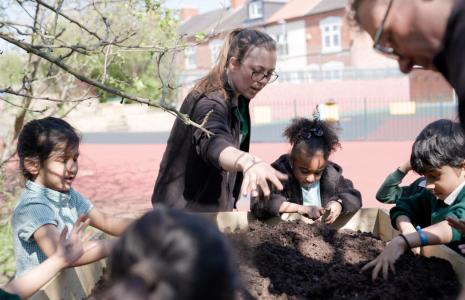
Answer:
[227,220,461,300]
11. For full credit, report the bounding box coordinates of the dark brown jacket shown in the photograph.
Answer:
[251,154,362,218]
[151,86,250,211]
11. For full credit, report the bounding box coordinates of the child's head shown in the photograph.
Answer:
[411,119,465,200]
[284,117,340,187]
[17,117,80,192]
[194,28,277,99]
[105,207,238,300]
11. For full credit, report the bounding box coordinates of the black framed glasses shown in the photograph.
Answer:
[251,70,279,83]
[372,0,400,59]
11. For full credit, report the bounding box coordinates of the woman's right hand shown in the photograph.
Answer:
[240,160,287,198]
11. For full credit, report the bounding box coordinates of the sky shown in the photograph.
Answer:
[164,0,229,13]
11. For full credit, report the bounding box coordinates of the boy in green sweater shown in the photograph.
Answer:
[363,119,465,280]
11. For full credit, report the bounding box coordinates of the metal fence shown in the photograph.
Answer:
[250,99,457,142]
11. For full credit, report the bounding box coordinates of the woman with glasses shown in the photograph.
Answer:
[251,116,362,224]
[151,28,287,212]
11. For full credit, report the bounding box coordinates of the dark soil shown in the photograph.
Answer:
[227,220,461,300]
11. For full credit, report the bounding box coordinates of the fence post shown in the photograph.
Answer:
[294,98,297,118]
[363,98,368,140]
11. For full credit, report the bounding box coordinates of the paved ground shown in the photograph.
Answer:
[73,141,418,215]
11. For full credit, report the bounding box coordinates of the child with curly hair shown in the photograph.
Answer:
[252,116,362,224]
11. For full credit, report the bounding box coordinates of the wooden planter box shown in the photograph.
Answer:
[31,208,465,299]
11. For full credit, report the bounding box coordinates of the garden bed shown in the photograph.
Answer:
[228,219,460,299]
[31,209,465,300]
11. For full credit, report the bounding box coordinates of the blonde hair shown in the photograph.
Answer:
[193,28,276,99]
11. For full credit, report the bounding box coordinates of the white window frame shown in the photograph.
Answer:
[185,46,196,69]
[248,1,263,20]
[275,33,288,56]
[209,39,223,65]
[319,17,342,54]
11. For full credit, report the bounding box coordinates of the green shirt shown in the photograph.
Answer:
[0,289,20,300]
[235,97,250,146]
[390,184,465,242]
[376,168,426,204]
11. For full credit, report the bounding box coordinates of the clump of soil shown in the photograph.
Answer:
[227,220,461,300]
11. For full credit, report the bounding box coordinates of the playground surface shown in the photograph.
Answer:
[73,140,418,216]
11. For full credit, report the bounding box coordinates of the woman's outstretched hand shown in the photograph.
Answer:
[240,160,287,198]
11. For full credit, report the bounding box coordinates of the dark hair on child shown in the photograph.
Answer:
[17,117,80,180]
[104,207,238,300]
[284,117,340,160]
[411,119,465,174]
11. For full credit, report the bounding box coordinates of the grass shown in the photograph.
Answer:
[0,219,15,284]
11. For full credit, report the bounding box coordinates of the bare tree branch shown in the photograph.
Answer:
[0,32,213,136]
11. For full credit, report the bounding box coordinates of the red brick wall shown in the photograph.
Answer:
[409,69,453,102]
[304,9,352,66]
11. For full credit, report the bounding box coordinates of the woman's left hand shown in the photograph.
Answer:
[361,236,407,281]
[324,200,342,224]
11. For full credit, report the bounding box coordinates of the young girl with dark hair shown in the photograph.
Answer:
[103,207,239,300]
[252,116,362,224]
[13,117,133,276]
[152,28,287,211]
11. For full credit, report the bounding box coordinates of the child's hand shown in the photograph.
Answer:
[298,205,325,220]
[446,216,465,234]
[324,200,342,224]
[399,227,420,255]
[361,235,407,281]
[398,161,412,174]
[55,215,92,267]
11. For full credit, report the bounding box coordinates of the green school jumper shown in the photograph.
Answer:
[390,185,465,244]
[376,168,426,204]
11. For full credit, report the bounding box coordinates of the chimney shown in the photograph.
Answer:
[230,0,247,9]
[179,7,198,21]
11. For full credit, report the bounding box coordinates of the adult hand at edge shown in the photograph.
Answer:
[446,216,465,235]
[240,162,287,198]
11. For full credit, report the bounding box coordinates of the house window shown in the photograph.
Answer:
[275,33,288,56]
[209,39,223,64]
[185,46,196,69]
[248,1,263,20]
[319,17,342,53]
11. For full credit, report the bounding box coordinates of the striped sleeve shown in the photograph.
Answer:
[13,202,57,242]
[72,189,93,216]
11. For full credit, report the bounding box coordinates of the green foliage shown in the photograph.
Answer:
[0,169,20,284]
[0,53,26,87]
[0,220,15,284]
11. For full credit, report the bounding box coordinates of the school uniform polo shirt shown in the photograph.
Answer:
[12,180,93,277]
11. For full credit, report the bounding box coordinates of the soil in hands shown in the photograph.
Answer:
[227,220,461,300]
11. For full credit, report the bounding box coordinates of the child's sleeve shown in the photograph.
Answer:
[389,191,432,230]
[13,202,57,243]
[376,168,407,203]
[250,192,287,219]
[334,175,362,214]
[71,189,94,216]
[445,201,465,242]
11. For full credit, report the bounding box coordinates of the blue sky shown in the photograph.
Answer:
[164,0,229,12]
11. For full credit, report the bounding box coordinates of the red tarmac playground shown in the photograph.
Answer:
[73,141,419,216]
